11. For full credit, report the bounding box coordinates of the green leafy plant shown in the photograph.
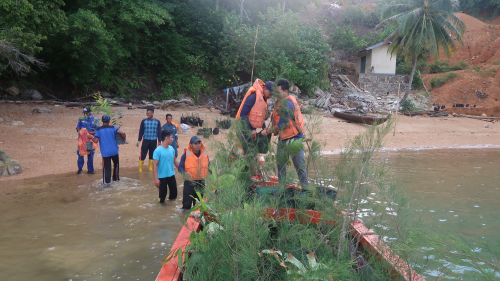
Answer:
[218,8,330,94]
[90,92,123,128]
[400,98,417,112]
[429,60,468,73]
[430,72,458,88]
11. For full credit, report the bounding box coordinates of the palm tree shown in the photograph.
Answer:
[378,0,466,101]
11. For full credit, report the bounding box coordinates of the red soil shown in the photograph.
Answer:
[422,13,500,116]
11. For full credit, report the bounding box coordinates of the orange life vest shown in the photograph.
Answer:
[235,79,268,129]
[272,95,305,140]
[183,143,209,180]
[77,128,98,156]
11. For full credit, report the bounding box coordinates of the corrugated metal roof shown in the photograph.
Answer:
[358,41,391,53]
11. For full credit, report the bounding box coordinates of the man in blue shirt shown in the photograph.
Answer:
[153,129,179,203]
[76,106,100,174]
[137,108,162,172]
[161,114,179,158]
[88,115,127,187]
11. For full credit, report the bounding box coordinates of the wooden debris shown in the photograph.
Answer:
[160,99,195,109]
[314,92,332,108]
[402,111,448,117]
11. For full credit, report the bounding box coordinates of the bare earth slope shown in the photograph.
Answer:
[422,13,500,115]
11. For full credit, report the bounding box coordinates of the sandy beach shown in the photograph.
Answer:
[0,103,499,182]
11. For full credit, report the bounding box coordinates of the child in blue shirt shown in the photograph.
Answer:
[153,129,179,203]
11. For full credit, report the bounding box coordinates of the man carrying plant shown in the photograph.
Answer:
[178,136,210,210]
[137,108,162,172]
[235,79,274,155]
[261,78,308,188]
[153,129,179,203]
[161,114,179,158]
[87,115,127,187]
[76,106,100,174]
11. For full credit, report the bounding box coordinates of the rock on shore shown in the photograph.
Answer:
[0,151,23,176]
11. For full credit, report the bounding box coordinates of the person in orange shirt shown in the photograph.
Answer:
[235,79,274,156]
[261,78,308,188]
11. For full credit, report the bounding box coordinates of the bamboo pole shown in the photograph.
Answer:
[393,83,400,136]
[250,27,258,83]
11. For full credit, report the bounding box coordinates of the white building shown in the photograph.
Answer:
[355,42,396,75]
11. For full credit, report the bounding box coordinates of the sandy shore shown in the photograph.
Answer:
[1,103,499,182]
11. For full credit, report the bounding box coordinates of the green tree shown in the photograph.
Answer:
[0,0,67,74]
[459,0,500,16]
[217,8,330,93]
[379,0,466,100]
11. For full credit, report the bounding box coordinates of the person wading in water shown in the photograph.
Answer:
[153,129,179,203]
[178,136,210,210]
[87,115,127,187]
[76,106,100,174]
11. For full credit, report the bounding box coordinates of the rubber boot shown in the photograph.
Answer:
[139,160,144,172]
[148,159,154,171]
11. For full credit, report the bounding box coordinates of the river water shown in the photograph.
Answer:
[0,169,186,281]
[381,148,500,279]
[0,149,499,280]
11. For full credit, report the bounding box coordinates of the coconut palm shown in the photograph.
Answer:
[379,0,466,101]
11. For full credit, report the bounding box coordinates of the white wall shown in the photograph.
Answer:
[370,44,396,74]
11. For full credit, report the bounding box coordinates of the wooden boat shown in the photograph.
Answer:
[156,208,424,281]
[155,176,425,281]
[334,111,390,125]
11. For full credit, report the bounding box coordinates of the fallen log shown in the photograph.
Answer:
[402,110,448,117]
[454,114,499,122]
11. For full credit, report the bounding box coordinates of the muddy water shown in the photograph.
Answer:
[1,149,499,281]
[0,169,186,281]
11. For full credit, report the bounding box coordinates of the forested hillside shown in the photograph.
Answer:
[1,0,498,101]
[1,0,332,100]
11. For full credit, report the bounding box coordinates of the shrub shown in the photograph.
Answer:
[452,60,468,70]
[329,24,381,56]
[400,98,417,112]
[430,72,458,88]
[412,74,423,90]
[429,60,451,73]
[429,60,468,73]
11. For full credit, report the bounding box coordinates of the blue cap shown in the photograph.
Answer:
[190,136,202,144]
[102,114,111,122]
[264,81,274,95]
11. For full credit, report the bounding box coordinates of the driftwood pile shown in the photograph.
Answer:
[313,92,332,108]
[160,99,195,109]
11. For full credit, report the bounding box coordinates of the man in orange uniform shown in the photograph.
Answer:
[178,136,210,210]
[261,78,308,187]
[235,79,274,155]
